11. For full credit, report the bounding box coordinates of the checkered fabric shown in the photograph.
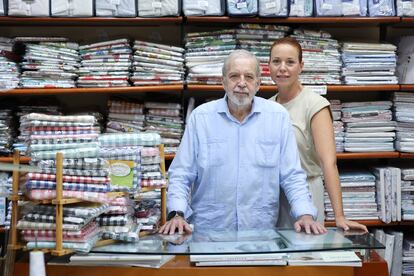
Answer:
[22,227,100,243]
[147,108,180,117]
[101,231,139,242]
[24,213,87,225]
[29,142,100,152]
[26,233,100,253]
[140,179,167,188]
[37,158,109,170]
[31,204,109,218]
[96,214,131,226]
[41,167,109,177]
[98,133,161,147]
[30,147,99,160]
[21,120,93,127]
[27,189,110,203]
[21,221,98,238]
[26,180,110,193]
[21,113,96,123]
[141,147,159,157]
[30,137,97,145]
[28,173,110,184]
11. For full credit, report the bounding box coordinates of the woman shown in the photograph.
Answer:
[268,37,367,232]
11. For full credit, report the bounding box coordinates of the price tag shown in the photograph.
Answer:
[265,2,277,8]
[321,3,333,10]
[236,1,248,9]
[152,2,162,8]
[307,85,327,95]
[199,1,209,8]
[111,0,120,5]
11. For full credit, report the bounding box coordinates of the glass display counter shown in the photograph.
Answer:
[14,228,388,276]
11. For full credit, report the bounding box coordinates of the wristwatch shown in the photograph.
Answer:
[167,210,185,221]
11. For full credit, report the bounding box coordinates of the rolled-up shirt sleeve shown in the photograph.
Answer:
[167,112,199,219]
[278,113,318,220]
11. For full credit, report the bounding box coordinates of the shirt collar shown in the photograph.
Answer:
[216,95,261,124]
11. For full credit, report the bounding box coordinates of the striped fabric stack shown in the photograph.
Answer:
[78,39,132,87]
[0,37,19,90]
[105,99,145,133]
[237,24,289,85]
[330,99,344,152]
[185,28,238,85]
[98,195,140,242]
[144,102,184,154]
[131,40,185,86]
[19,204,108,253]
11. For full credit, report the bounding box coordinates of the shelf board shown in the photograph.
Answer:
[400,153,414,158]
[400,85,414,91]
[186,16,400,24]
[0,16,183,26]
[0,85,183,95]
[0,156,31,163]
[324,220,401,227]
[165,154,175,161]
[401,17,414,24]
[336,152,400,159]
[186,84,400,93]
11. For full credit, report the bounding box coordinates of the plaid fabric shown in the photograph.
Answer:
[27,189,110,203]
[28,173,110,184]
[104,205,134,215]
[141,156,161,165]
[17,220,85,231]
[140,179,167,188]
[141,172,162,179]
[27,126,96,132]
[106,121,145,133]
[31,204,109,218]
[26,233,100,253]
[101,231,139,242]
[21,113,96,123]
[101,224,133,233]
[108,196,135,206]
[30,147,99,160]
[147,109,180,117]
[141,164,160,173]
[99,133,161,147]
[99,146,141,159]
[30,137,98,145]
[30,133,99,140]
[29,142,100,152]
[22,227,100,243]
[30,130,97,135]
[141,147,159,157]
[37,158,109,170]
[26,180,110,193]
[97,214,131,226]
[108,113,145,121]
[21,120,93,127]
[41,167,109,177]
[24,213,89,225]
[144,102,181,109]
[21,221,98,238]
[108,100,144,112]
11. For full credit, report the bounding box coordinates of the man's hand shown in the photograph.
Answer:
[335,216,368,233]
[158,216,193,235]
[294,215,327,234]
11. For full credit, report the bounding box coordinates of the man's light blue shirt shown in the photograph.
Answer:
[167,96,317,230]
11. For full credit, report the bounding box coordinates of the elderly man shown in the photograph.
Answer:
[159,50,326,235]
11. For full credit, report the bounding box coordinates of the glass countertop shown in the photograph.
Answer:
[90,228,384,255]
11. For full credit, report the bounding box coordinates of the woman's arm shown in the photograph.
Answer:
[311,107,368,232]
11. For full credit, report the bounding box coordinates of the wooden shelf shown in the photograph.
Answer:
[0,16,183,26]
[165,154,175,161]
[401,17,414,24]
[0,85,183,95]
[400,85,414,91]
[186,84,400,93]
[0,156,31,163]
[336,152,400,159]
[186,16,400,24]
[325,220,414,227]
[400,153,414,158]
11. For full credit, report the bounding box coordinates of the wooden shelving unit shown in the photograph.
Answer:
[186,16,400,24]
[0,156,30,163]
[324,220,414,227]
[400,153,414,159]
[0,85,183,96]
[400,85,414,91]
[0,16,183,26]
[336,152,400,159]
[186,84,401,93]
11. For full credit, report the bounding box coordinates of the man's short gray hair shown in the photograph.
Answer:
[222,49,261,78]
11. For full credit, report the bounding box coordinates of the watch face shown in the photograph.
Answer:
[167,211,177,221]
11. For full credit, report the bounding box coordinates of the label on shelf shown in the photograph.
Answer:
[199,1,209,8]
[152,2,162,8]
[265,2,277,8]
[307,85,327,95]
[236,1,248,9]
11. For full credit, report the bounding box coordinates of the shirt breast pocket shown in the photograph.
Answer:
[207,139,227,167]
[255,140,280,167]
